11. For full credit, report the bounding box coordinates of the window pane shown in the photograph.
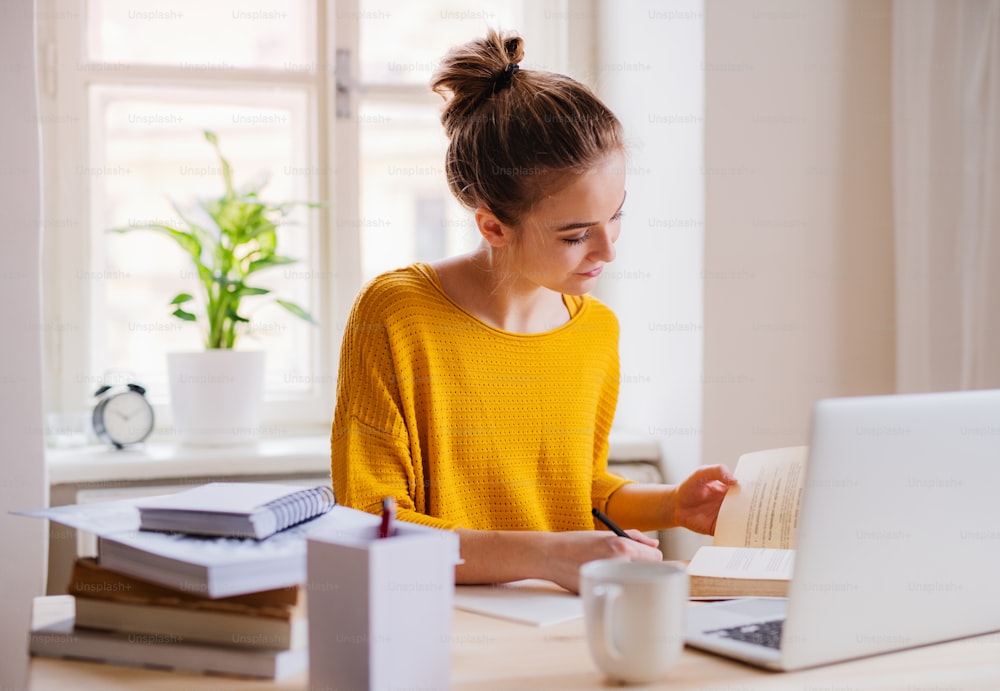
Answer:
[87,0,314,70]
[358,100,477,280]
[89,86,318,403]
[359,0,524,85]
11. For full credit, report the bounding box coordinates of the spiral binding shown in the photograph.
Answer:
[260,485,336,534]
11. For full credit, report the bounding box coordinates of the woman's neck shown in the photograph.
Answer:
[430,248,570,334]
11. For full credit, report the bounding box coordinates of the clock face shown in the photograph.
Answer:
[99,390,154,445]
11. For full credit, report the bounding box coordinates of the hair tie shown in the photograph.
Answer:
[493,63,520,94]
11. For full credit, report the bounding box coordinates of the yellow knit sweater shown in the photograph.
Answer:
[330,263,628,532]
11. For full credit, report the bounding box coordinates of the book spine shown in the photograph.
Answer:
[261,486,335,534]
[69,557,300,608]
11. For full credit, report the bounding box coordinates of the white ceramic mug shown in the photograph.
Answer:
[580,559,688,684]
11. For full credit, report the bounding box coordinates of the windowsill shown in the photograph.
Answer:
[46,430,662,486]
[46,436,331,485]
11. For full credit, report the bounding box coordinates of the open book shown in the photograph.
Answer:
[687,446,806,599]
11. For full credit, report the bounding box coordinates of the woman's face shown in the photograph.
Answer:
[508,150,626,297]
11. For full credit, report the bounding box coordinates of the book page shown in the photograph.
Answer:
[687,546,795,581]
[713,446,807,549]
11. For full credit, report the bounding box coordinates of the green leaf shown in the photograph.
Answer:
[169,293,195,305]
[275,299,318,325]
[253,228,278,254]
[237,286,271,297]
[118,222,202,262]
[204,130,235,197]
[248,255,296,274]
[226,308,251,323]
[172,307,198,322]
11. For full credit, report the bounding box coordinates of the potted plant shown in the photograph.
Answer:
[112,130,321,446]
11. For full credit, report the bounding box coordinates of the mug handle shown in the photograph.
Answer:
[592,582,624,662]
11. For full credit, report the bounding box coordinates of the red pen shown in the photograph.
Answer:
[378,497,396,539]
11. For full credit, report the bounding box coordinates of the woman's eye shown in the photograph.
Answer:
[562,233,588,245]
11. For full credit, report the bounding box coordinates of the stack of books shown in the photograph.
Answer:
[28,482,341,680]
[31,558,307,679]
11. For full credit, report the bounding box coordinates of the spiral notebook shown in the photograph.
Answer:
[136,482,336,540]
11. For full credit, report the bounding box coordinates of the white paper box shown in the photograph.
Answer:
[307,523,458,691]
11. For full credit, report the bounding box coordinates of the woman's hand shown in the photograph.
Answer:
[540,530,663,593]
[604,466,738,535]
[671,464,738,534]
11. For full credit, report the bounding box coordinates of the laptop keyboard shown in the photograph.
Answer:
[706,619,784,649]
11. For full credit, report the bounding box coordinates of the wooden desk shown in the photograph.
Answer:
[28,602,1000,690]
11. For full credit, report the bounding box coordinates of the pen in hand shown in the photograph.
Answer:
[378,497,396,539]
[591,507,635,541]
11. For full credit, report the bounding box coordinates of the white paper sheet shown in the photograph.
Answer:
[453,579,582,627]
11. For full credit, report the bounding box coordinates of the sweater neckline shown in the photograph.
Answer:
[410,262,590,339]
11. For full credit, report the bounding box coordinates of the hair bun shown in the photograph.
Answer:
[431,30,525,136]
[503,37,522,63]
[430,29,623,226]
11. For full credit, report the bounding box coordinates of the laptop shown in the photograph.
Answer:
[685,389,1000,671]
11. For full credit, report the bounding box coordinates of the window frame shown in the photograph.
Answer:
[38,0,344,436]
[36,0,592,439]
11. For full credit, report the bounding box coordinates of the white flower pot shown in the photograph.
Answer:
[167,350,266,447]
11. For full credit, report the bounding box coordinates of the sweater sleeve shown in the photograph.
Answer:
[330,281,458,531]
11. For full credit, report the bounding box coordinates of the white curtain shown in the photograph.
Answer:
[893,0,1000,391]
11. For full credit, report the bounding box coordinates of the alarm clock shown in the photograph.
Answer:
[92,383,155,449]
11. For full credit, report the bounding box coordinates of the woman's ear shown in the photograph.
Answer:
[474,207,512,248]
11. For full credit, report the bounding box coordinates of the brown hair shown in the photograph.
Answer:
[430,30,624,226]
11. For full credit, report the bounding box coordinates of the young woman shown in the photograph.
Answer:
[331,30,736,593]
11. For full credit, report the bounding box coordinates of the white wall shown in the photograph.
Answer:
[0,0,48,687]
[703,0,896,469]
[595,0,707,558]
[596,0,896,558]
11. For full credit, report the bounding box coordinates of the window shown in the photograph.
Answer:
[38,0,580,439]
